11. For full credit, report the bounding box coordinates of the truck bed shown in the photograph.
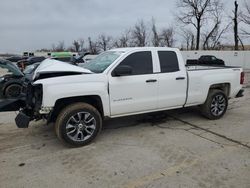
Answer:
[185,65,243,107]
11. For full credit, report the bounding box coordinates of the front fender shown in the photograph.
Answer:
[35,75,110,116]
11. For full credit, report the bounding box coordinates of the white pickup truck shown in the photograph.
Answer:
[0,47,244,146]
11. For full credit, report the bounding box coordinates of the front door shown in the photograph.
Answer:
[108,51,158,116]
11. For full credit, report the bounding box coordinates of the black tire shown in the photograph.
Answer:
[4,84,22,98]
[55,102,102,147]
[201,89,228,120]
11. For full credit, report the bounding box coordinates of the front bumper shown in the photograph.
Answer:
[15,112,30,128]
[15,82,43,128]
[236,89,244,98]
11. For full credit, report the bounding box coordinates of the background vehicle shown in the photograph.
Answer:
[50,52,73,62]
[187,55,225,66]
[17,56,46,71]
[71,52,91,65]
[6,56,27,63]
[0,60,41,98]
[23,62,41,80]
[51,52,90,65]
[0,47,244,147]
[0,59,24,98]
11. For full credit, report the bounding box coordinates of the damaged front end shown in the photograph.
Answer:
[0,80,44,128]
[0,59,92,128]
[15,81,43,128]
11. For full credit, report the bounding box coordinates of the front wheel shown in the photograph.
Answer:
[55,103,102,147]
[201,89,228,120]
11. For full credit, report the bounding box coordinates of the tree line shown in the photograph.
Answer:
[37,0,250,54]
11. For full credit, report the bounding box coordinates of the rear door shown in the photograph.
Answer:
[157,51,187,109]
[108,51,158,116]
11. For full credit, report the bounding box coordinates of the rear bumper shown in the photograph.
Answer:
[236,89,244,98]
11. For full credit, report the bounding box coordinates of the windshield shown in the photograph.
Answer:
[81,51,123,73]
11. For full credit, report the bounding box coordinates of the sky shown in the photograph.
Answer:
[0,0,246,53]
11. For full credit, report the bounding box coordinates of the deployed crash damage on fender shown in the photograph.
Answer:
[0,59,92,128]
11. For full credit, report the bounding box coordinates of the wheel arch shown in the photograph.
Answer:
[49,95,104,123]
[209,83,231,97]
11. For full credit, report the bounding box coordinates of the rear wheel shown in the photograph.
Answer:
[55,103,102,147]
[201,89,228,120]
[4,84,22,98]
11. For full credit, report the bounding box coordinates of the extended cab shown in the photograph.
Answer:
[0,47,244,146]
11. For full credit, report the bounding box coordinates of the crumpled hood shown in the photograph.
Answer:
[33,59,92,80]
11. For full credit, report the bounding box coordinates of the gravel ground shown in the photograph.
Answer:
[0,71,249,188]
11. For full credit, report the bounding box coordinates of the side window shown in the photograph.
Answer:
[158,51,179,73]
[118,51,153,75]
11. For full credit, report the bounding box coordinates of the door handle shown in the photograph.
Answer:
[176,77,186,80]
[146,79,157,83]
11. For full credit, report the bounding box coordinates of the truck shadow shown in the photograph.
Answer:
[0,107,200,151]
[103,107,200,130]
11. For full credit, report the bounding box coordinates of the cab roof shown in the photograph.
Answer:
[110,47,179,53]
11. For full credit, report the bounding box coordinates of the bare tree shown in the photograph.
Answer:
[240,0,250,36]
[98,34,112,51]
[202,0,229,50]
[203,24,230,50]
[160,27,175,47]
[88,37,99,54]
[131,20,147,47]
[176,0,221,50]
[181,29,195,50]
[72,40,80,52]
[52,41,65,52]
[113,30,131,48]
[36,48,50,52]
[69,39,85,52]
[78,38,85,52]
[151,18,160,47]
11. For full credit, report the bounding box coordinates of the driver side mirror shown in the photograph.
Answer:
[113,65,132,77]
